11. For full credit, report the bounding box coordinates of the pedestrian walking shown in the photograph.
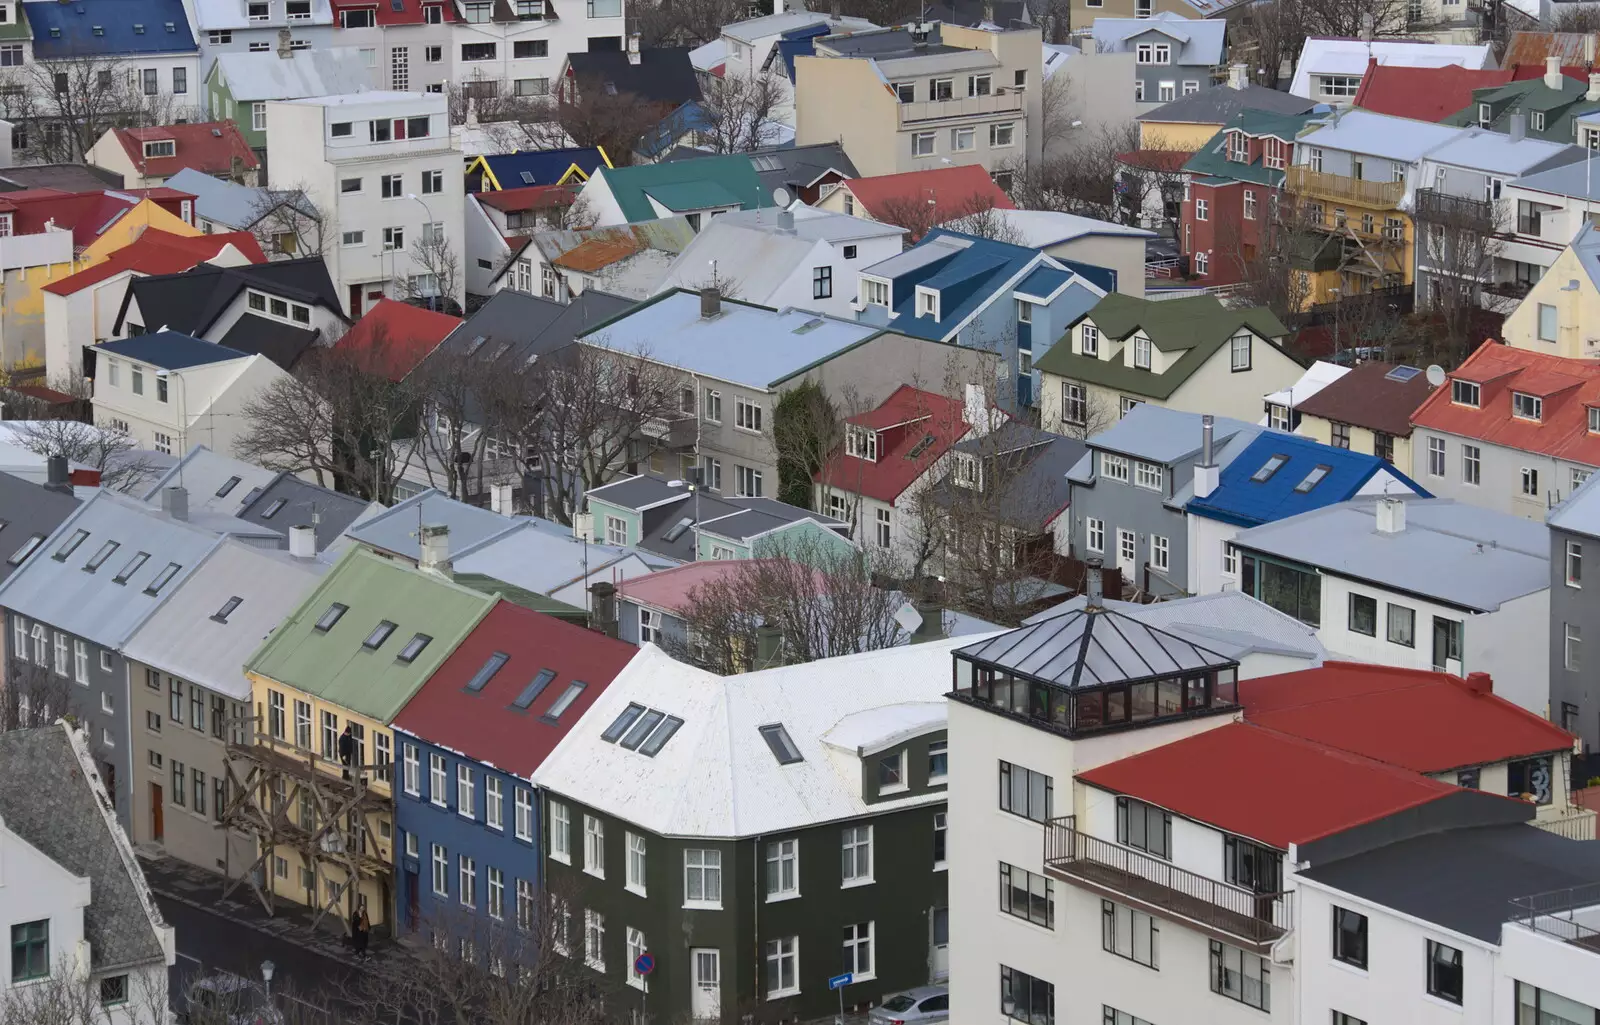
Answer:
[354,904,371,961]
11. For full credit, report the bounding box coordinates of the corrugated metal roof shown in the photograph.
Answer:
[1188,432,1428,528]
[213,46,373,101]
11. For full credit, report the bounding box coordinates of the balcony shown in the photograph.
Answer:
[1045,817,1291,952]
[898,92,1024,127]
[1414,188,1499,230]
[1286,166,1405,209]
[1509,881,1600,953]
[1530,807,1599,841]
[639,413,697,450]
[1480,279,1535,315]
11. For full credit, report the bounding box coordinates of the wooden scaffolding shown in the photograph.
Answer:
[218,732,392,936]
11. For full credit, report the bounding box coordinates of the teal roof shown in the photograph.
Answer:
[595,155,771,222]
[1183,109,1327,187]
[1443,77,1600,142]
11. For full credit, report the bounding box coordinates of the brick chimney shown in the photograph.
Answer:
[1463,672,1493,696]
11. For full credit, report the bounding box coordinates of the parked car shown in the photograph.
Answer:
[181,973,285,1025]
[869,986,950,1025]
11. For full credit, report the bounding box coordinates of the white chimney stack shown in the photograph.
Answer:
[1546,55,1563,91]
[627,32,641,65]
[1375,497,1407,534]
[1193,414,1219,498]
[419,523,452,577]
[1588,72,1600,102]
[288,524,315,559]
[963,383,991,435]
[490,482,515,517]
[1228,63,1248,90]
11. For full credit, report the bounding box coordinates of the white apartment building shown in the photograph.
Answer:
[1494,157,1600,310]
[190,0,339,82]
[450,0,622,103]
[264,91,464,316]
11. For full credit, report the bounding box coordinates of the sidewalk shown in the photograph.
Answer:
[138,851,415,970]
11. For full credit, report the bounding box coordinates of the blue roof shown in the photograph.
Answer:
[96,331,248,370]
[776,23,835,80]
[1187,433,1430,528]
[1016,266,1072,299]
[26,0,197,58]
[477,147,609,189]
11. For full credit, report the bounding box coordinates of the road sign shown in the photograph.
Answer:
[828,973,853,991]
[634,953,656,976]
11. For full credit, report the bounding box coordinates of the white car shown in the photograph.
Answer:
[869,986,950,1025]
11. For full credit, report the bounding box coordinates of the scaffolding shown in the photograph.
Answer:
[218,731,392,936]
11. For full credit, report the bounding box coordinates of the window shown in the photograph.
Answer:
[1082,323,1100,355]
[1568,623,1582,670]
[951,127,975,151]
[930,77,953,99]
[462,42,495,60]
[363,621,396,649]
[543,798,565,858]
[1385,603,1416,648]
[1133,335,1151,369]
[1333,1015,1367,1025]
[1522,466,1540,497]
[862,278,889,306]
[514,39,549,59]
[812,265,832,299]
[383,227,404,251]
[1344,592,1379,637]
[1134,461,1162,491]
[1194,197,1209,222]
[401,743,419,796]
[1116,797,1170,859]
[999,761,1052,822]
[1062,382,1087,426]
[624,927,648,990]
[454,763,476,819]
[172,761,185,806]
[765,936,798,996]
[1426,940,1462,1004]
[621,831,648,894]
[1086,517,1105,553]
[53,632,67,676]
[1539,303,1559,342]
[841,825,872,885]
[1102,900,1157,967]
[73,641,87,684]
[11,920,48,982]
[580,814,606,877]
[685,849,722,907]
[1462,444,1480,485]
[1230,331,1252,371]
[878,751,905,791]
[459,855,476,907]
[1332,906,1368,968]
[1514,392,1543,421]
[266,690,285,740]
[1509,756,1554,804]
[425,45,443,63]
[928,739,948,781]
[1000,966,1052,1025]
[912,132,935,157]
[873,507,892,549]
[933,811,947,865]
[1450,379,1481,408]
[735,397,762,432]
[736,465,763,498]
[843,922,874,979]
[701,457,722,492]
[426,753,447,807]
[1211,940,1270,1010]
[1194,252,1209,276]
[991,122,1015,147]
[1151,535,1169,571]
[1101,454,1130,483]
[1001,863,1054,928]
[765,838,798,898]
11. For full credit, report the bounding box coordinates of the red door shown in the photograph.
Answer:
[151,783,163,842]
[349,284,363,318]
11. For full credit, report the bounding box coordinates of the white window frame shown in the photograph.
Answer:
[485,775,503,830]
[684,848,723,909]
[765,838,799,901]
[1086,517,1104,553]
[402,742,420,796]
[625,831,647,896]
[1427,436,1446,477]
[545,796,565,855]
[843,921,876,981]
[583,814,605,878]
[841,824,873,887]
[431,843,448,896]
[456,763,474,819]
[765,936,799,998]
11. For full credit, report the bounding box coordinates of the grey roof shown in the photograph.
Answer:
[0,471,80,585]
[1549,460,1600,537]
[1423,129,1585,177]
[1294,109,1463,163]
[121,540,326,701]
[1092,14,1227,66]
[430,289,634,370]
[236,474,377,552]
[0,489,277,646]
[931,424,1082,531]
[140,445,278,519]
[0,163,122,192]
[344,489,524,561]
[0,724,167,972]
[588,473,845,560]
[165,169,317,231]
[957,600,1236,688]
[1073,404,1262,467]
[1030,591,1327,663]
[213,47,373,101]
[721,10,875,42]
[713,205,901,242]
[818,26,968,59]
[1512,158,1600,202]
[453,516,678,606]
[1138,83,1317,123]
[1302,823,1600,943]
[1232,498,1549,612]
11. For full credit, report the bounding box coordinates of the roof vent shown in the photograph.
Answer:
[211,127,222,137]
[133,22,145,32]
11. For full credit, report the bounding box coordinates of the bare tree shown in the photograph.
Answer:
[1226,0,1307,90]
[0,56,184,163]
[445,75,549,127]
[632,0,747,47]
[0,957,169,1025]
[0,659,77,732]
[693,73,786,154]
[1004,122,1143,223]
[874,190,1019,244]
[522,89,669,167]
[9,417,160,494]
[1222,193,1320,325]
[1413,189,1505,366]
[398,227,463,314]
[405,350,498,501]
[773,379,848,511]
[246,185,329,260]
[1549,5,1600,31]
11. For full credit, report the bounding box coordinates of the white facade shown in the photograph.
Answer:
[264,91,464,316]
[92,350,290,460]
[1412,425,1596,520]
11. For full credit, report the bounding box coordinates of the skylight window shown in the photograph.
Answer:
[465,335,487,354]
[260,498,287,519]
[602,703,646,742]
[512,668,557,710]
[662,518,694,543]
[638,715,683,756]
[7,534,44,566]
[212,596,243,623]
[84,541,120,572]
[520,171,535,184]
[543,681,586,720]
[216,476,242,498]
[112,551,149,584]
[143,562,182,596]
[53,529,89,561]
[363,620,397,649]
[240,486,265,507]
[315,602,348,631]
[1385,366,1421,382]
[1294,465,1332,493]
[1250,454,1289,483]
[620,708,665,749]
[397,633,433,663]
[758,723,803,765]
[464,651,509,692]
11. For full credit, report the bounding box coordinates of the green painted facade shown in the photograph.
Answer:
[203,63,263,151]
[586,498,643,549]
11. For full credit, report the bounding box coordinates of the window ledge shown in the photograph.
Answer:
[582,867,605,880]
[879,783,909,797]
[625,883,648,898]
[1329,958,1369,978]
[934,861,948,872]
[765,891,801,904]
[841,877,875,890]
[549,852,570,865]
[1422,993,1464,1013]
[487,822,504,832]
[683,901,723,911]
[928,774,949,786]
[767,987,801,1001]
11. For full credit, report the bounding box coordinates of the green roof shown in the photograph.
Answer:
[245,546,497,722]
[596,155,771,223]
[1182,110,1325,187]
[454,572,589,624]
[0,4,31,40]
[1442,78,1600,141]
[1034,293,1292,399]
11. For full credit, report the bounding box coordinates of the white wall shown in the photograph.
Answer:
[0,820,91,990]
[1497,923,1600,1025]
[1411,427,1590,520]
[464,194,510,296]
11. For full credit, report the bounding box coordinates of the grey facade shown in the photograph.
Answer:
[1549,518,1598,749]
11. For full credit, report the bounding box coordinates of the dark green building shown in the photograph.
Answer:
[534,642,964,1023]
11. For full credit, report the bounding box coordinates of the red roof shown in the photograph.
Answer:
[1353,59,1515,122]
[814,385,972,503]
[110,122,259,179]
[1115,149,1193,173]
[334,298,460,381]
[1239,661,1575,774]
[1409,342,1600,465]
[840,165,1015,225]
[618,560,772,615]
[328,0,456,26]
[1508,61,1591,81]
[475,184,577,214]
[43,228,266,295]
[0,187,197,246]
[1077,721,1463,849]
[391,601,636,779]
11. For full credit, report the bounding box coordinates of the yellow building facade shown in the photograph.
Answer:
[1285,167,1414,309]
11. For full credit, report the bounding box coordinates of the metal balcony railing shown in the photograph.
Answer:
[1045,817,1291,950]
[1286,166,1406,209]
[1414,188,1500,229]
[1509,879,1600,953]
[1529,808,1598,841]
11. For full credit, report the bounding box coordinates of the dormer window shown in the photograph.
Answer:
[1590,406,1600,434]
[142,140,175,158]
[1227,131,1248,163]
[1081,323,1100,356]
[1263,138,1285,170]
[846,425,878,462]
[1133,336,1151,370]
[1478,103,1491,127]
[1451,379,1480,407]
[1512,391,1542,422]
[862,277,889,307]
[954,452,981,490]
[916,287,940,320]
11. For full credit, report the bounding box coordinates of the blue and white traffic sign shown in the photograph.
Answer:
[634,953,655,976]
[828,972,853,991]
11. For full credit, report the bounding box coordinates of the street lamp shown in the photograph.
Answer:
[260,960,275,1002]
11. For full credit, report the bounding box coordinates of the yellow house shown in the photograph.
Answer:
[76,197,200,267]
[1502,222,1600,358]
[237,544,497,931]
[1289,360,1438,469]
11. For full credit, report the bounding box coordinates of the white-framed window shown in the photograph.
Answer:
[1158,81,1175,101]
[487,866,504,920]
[1230,332,1252,371]
[991,122,1015,147]
[1539,303,1559,342]
[1081,323,1099,356]
[1101,454,1130,483]
[1222,542,1238,576]
[735,397,763,433]
[917,288,940,319]
[516,879,535,931]
[1062,381,1087,426]
[604,515,627,546]
[1133,336,1151,369]
[1567,540,1584,588]
[1427,436,1445,477]
[1194,252,1209,276]
[516,787,535,842]
[875,507,892,549]
[1463,444,1480,485]
[951,126,975,151]
[1513,391,1543,421]
[626,832,647,895]
[1195,198,1208,221]
[736,465,763,498]
[584,910,605,970]
[1134,461,1163,491]
[765,936,799,997]
[702,388,722,423]
[843,921,875,980]
[546,796,565,855]
[431,844,448,895]
[862,278,890,307]
[842,825,873,886]
[1152,535,1169,571]
[1086,517,1105,553]
[402,742,420,795]
[1522,466,1540,497]
[638,607,660,644]
[684,848,723,908]
[912,132,935,157]
[627,928,649,990]
[583,814,605,878]
[458,855,476,907]
[1452,379,1480,407]
[1243,190,1256,220]
[456,763,475,818]
[1567,623,1582,669]
[765,838,798,899]
[485,776,503,830]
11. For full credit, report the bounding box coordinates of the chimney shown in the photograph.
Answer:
[627,31,641,65]
[1193,414,1219,499]
[777,207,795,233]
[418,523,451,577]
[1084,555,1105,610]
[490,482,515,517]
[755,623,783,668]
[982,0,994,22]
[963,383,990,434]
[276,26,292,58]
[1546,55,1563,90]
[909,598,943,644]
[589,581,618,639]
[1509,110,1526,142]
[1590,32,1597,66]
[1463,671,1493,695]
[288,524,315,559]
[1228,63,1248,90]
[1375,496,1406,534]
[700,285,721,319]
[1589,72,1600,102]
[160,485,188,522]
[43,454,70,495]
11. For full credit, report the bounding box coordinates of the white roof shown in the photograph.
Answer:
[121,541,325,701]
[721,10,874,43]
[194,0,332,29]
[1043,43,1078,79]
[1295,108,1464,163]
[1092,13,1226,65]
[1290,39,1495,98]
[822,702,945,756]
[989,208,1154,247]
[1031,591,1327,663]
[719,205,904,242]
[690,38,727,72]
[1262,360,1349,416]
[533,637,998,837]
[1423,128,1584,176]
[281,90,430,106]
[214,48,374,101]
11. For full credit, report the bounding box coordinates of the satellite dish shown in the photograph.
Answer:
[1425,364,1446,388]
[772,186,792,207]
[893,602,923,634]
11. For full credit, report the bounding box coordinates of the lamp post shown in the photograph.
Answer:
[260,959,275,1003]
[405,192,437,310]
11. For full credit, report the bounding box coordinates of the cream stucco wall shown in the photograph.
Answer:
[1297,412,1415,475]
[1501,245,1600,359]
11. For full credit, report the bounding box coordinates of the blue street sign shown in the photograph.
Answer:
[828,973,853,991]
[634,953,655,976]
